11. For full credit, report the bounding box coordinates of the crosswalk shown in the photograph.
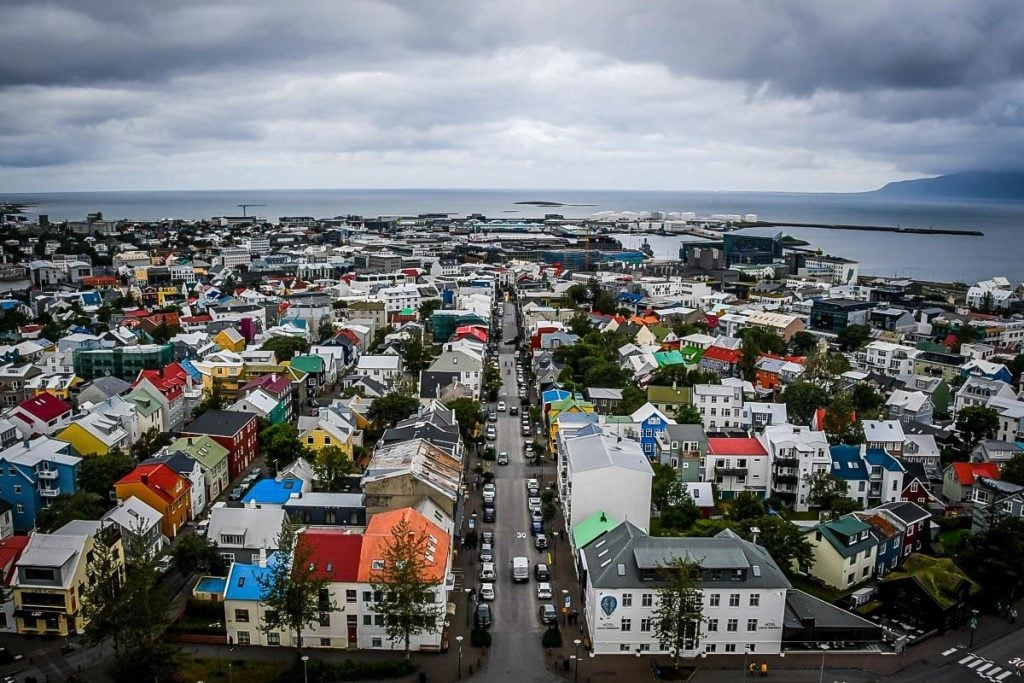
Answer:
[943,648,1018,681]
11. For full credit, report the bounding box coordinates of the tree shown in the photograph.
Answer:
[192,380,225,416]
[370,515,443,659]
[956,406,999,450]
[258,522,336,651]
[742,515,814,575]
[370,325,395,352]
[402,334,430,373]
[737,327,787,380]
[318,320,335,341]
[564,283,589,307]
[957,515,1024,605]
[81,526,129,656]
[803,352,851,392]
[804,470,860,514]
[260,335,310,362]
[1001,452,1024,486]
[567,311,593,337]
[368,392,419,428]
[728,491,765,523]
[173,533,228,577]
[837,324,871,351]
[446,397,483,443]
[952,324,977,352]
[36,492,106,532]
[674,404,702,425]
[782,382,829,425]
[660,488,699,531]
[851,383,885,419]
[129,426,172,460]
[822,393,864,444]
[652,557,704,668]
[313,445,354,491]
[789,331,819,356]
[419,299,441,321]
[615,384,647,415]
[78,449,137,499]
[260,422,305,469]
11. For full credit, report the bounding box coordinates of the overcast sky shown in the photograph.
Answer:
[1,0,1022,193]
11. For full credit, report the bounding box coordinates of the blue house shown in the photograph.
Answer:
[863,513,902,577]
[828,444,870,508]
[630,404,674,459]
[0,437,82,532]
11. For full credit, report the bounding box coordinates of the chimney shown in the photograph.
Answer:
[749,526,760,544]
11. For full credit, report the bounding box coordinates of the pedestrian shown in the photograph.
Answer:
[748,662,757,676]
[1011,608,1018,624]
[759,661,768,677]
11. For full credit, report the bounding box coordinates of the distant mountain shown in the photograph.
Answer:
[874,171,1024,201]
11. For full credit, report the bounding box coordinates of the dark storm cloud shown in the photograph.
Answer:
[0,0,1022,190]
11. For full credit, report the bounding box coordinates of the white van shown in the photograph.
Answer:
[512,556,529,583]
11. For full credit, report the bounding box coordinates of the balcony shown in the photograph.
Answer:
[716,467,748,477]
[775,457,799,468]
[39,487,61,498]
[774,474,799,485]
[37,469,59,480]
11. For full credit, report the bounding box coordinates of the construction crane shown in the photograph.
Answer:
[237,203,266,217]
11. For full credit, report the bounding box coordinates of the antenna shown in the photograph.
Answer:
[237,204,266,217]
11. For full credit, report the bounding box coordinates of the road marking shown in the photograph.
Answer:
[975,663,992,673]
[984,668,1005,680]
[942,648,960,656]
[960,655,978,665]
[969,659,987,669]
[995,671,1013,681]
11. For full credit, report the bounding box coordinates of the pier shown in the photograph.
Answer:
[740,221,983,237]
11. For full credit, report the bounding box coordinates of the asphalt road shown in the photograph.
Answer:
[472,302,561,683]
[881,628,1024,683]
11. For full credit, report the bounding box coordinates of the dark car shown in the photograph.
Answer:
[539,604,557,625]
[534,563,550,581]
[481,531,494,546]
[530,519,543,535]
[534,534,549,551]
[510,405,518,416]
[497,451,509,466]
[475,602,492,629]
[483,505,496,523]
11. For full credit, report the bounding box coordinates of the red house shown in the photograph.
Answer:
[181,409,259,479]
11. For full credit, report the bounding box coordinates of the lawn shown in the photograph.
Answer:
[938,528,970,554]
[177,657,287,683]
[788,574,850,604]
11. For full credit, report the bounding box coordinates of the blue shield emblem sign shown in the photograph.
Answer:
[600,595,617,617]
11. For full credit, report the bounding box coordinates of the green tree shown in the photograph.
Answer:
[789,330,819,356]
[260,335,311,362]
[78,449,137,499]
[318,320,335,341]
[192,381,225,416]
[822,393,865,444]
[660,488,699,531]
[652,557,704,668]
[260,422,305,469]
[419,299,441,321]
[564,283,589,307]
[370,325,395,352]
[368,392,420,428]
[673,403,702,425]
[446,397,483,443]
[737,327,787,380]
[567,311,593,337]
[1000,452,1024,486]
[728,491,765,523]
[782,382,829,425]
[402,334,431,373]
[742,515,814,575]
[35,492,106,532]
[804,470,861,514]
[129,426,172,460]
[956,406,999,450]
[80,526,129,656]
[850,383,885,419]
[313,445,354,491]
[615,384,647,415]
[804,351,851,392]
[258,522,337,651]
[651,464,680,512]
[952,324,977,352]
[837,324,871,351]
[370,515,443,659]
[957,514,1024,605]
[173,533,228,577]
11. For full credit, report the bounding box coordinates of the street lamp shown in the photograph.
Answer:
[465,587,474,627]
[562,590,570,626]
[456,635,465,679]
[968,609,979,650]
[301,655,309,683]
[742,643,754,681]
[573,638,582,683]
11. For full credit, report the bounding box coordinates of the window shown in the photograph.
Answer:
[307,436,315,445]
[346,590,357,603]
[267,632,280,645]
[709,593,720,607]
[372,637,383,648]
[640,618,652,632]
[363,615,372,625]
[747,619,758,632]
[13,484,21,495]
[319,612,330,627]
[707,618,718,632]
[641,593,653,607]
[236,631,250,645]
[862,566,870,577]
[375,614,385,626]
[620,644,632,652]
[749,594,760,607]
[16,503,24,514]
[706,644,717,653]
[234,609,249,623]
[725,643,737,653]
[621,593,632,607]
[363,591,372,602]
[729,594,740,607]
[727,619,738,632]
[320,638,331,647]
[620,618,632,632]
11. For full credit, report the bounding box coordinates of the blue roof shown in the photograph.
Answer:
[864,448,905,472]
[179,359,202,381]
[241,477,304,505]
[224,555,277,600]
[829,444,868,481]
[617,292,644,303]
[542,389,571,405]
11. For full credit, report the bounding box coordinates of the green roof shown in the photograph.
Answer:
[603,415,634,424]
[550,396,593,412]
[653,350,685,367]
[290,355,325,374]
[649,325,671,342]
[170,435,229,470]
[826,516,871,536]
[647,385,692,404]
[880,554,980,609]
[573,511,620,549]
[400,307,415,315]
[679,346,704,364]
[127,386,162,417]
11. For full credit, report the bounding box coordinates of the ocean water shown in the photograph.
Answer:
[1,188,1022,282]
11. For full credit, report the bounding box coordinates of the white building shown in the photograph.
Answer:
[953,376,1016,418]
[378,283,422,316]
[354,355,403,389]
[758,425,831,512]
[219,248,252,269]
[862,341,920,378]
[560,432,653,534]
[692,384,744,431]
[966,277,1017,311]
[580,523,790,657]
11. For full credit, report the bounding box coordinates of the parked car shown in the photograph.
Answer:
[526,479,540,495]
[488,412,498,423]
[530,508,543,523]
[497,451,509,465]
[510,405,519,416]
[475,603,492,629]
[156,555,174,575]
[479,562,496,580]
[534,563,550,581]
[530,519,543,536]
[480,583,495,601]
[479,543,494,563]
[536,582,553,599]
[486,427,497,441]
[228,486,244,501]
[481,531,494,546]
[539,604,557,625]
[195,519,210,537]
[482,482,496,502]
[483,505,496,523]
[535,533,549,550]
[527,497,542,513]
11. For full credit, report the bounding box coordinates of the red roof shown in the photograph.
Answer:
[0,536,30,585]
[703,314,719,329]
[181,314,213,323]
[299,530,364,582]
[701,346,740,363]
[16,393,72,422]
[707,437,767,456]
[116,463,190,504]
[951,461,1001,486]
[135,362,188,400]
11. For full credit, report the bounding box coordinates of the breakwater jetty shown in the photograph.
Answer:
[742,221,983,236]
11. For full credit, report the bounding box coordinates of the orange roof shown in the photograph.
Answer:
[951,461,1000,486]
[358,508,449,583]
[115,463,190,504]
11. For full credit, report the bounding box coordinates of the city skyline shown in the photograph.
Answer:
[1,1,1022,193]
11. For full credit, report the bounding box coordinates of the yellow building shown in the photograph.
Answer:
[546,396,595,449]
[213,327,247,353]
[297,409,359,457]
[13,527,126,637]
[191,351,246,398]
[56,413,129,457]
[155,286,182,307]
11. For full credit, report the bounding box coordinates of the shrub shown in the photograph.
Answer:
[481,447,496,461]
[542,626,562,649]
[470,627,492,648]
[288,657,417,682]
[482,471,495,484]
